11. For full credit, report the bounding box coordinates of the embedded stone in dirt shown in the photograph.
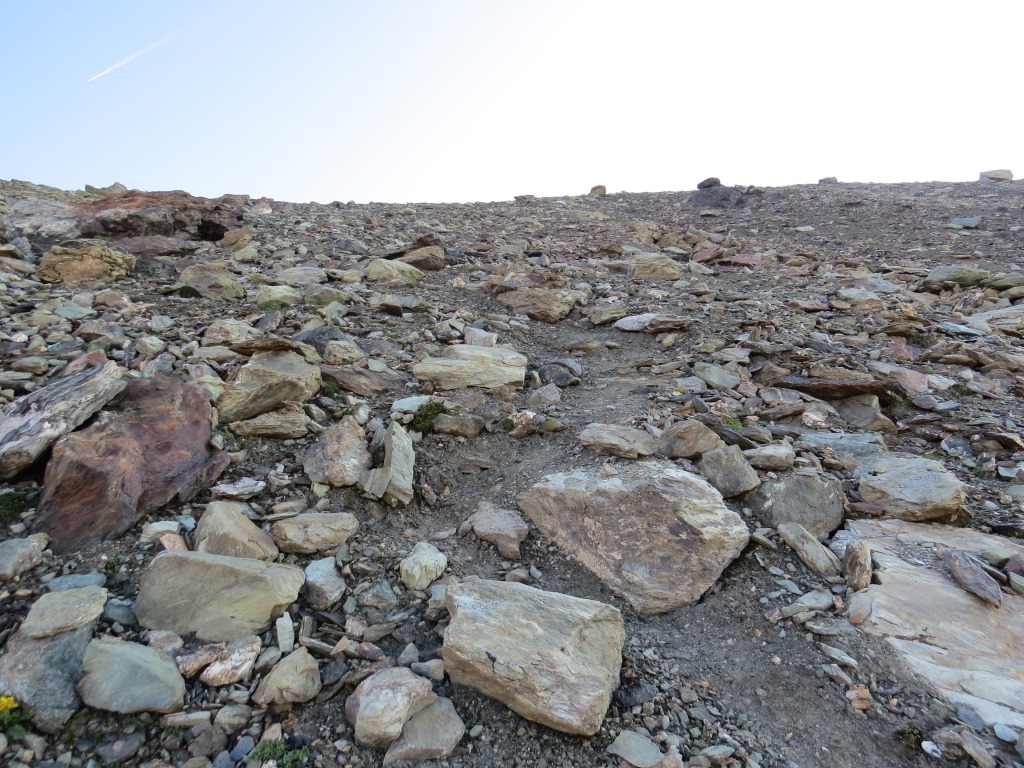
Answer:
[777,522,841,576]
[301,415,371,487]
[517,461,750,612]
[172,264,245,301]
[20,585,108,638]
[580,422,659,458]
[31,376,230,554]
[383,696,465,765]
[270,512,360,554]
[495,287,588,322]
[133,551,304,642]
[442,578,624,736]
[744,471,844,541]
[252,647,322,706]
[463,500,529,559]
[399,542,447,591]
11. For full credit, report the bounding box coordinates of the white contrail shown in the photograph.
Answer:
[87,34,176,82]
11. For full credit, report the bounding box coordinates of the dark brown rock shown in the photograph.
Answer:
[32,377,229,554]
[775,376,889,400]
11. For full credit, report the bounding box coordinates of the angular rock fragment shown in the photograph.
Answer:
[134,551,304,642]
[613,313,692,333]
[413,345,527,390]
[37,242,136,285]
[400,542,447,591]
[745,471,844,540]
[777,522,841,576]
[0,361,125,480]
[346,667,437,748]
[464,500,529,559]
[20,585,108,638]
[442,578,623,735]
[217,351,321,423]
[304,557,347,610]
[496,287,587,322]
[360,421,415,506]
[271,512,360,554]
[0,534,47,581]
[77,637,185,714]
[841,539,872,592]
[518,461,749,612]
[383,697,465,765]
[194,500,279,561]
[580,423,658,458]
[252,647,322,706]
[301,415,371,487]
[943,548,1002,607]
[172,264,245,301]
[32,376,229,554]
[658,420,724,459]
[858,456,965,522]
[698,444,761,498]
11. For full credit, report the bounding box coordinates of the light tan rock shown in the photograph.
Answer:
[579,423,658,459]
[383,696,465,765]
[496,287,588,323]
[844,519,1024,728]
[230,410,311,438]
[134,551,304,642]
[698,444,761,498]
[199,636,261,686]
[629,253,685,281]
[252,647,322,706]
[345,667,437,748]
[0,535,47,581]
[777,522,841,576]
[173,264,245,301]
[359,422,415,506]
[37,242,135,285]
[442,578,623,735]
[518,462,749,612]
[193,501,278,561]
[658,420,724,459]
[400,542,447,591]
[301,416,371,487]
[398,245,445,271]
[271,512,360,554]
[413,345,527,390]
[858,456,965,522]
[464,501,529,559]
[20,586,108,638]
[365,259,424,285]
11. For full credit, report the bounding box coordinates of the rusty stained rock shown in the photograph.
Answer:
[31,376,229,554]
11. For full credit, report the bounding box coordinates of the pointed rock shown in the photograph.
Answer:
[345,667,437,748]
[252,647,322,706]
[194,500,279,561]
[217,351,321,423]
[698,444,761,498]
[944,548,1002,607]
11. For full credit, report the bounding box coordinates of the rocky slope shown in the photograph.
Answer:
[1,172,1024,768]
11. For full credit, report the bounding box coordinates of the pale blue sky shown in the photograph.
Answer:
[2,1,1020,203]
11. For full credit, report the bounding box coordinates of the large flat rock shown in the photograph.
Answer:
[413,345,527,390]
[857,456,965,521]
[840,519,1024,728]
[442,578,623,736]
[517,461,750,612]
[133,551,304,642]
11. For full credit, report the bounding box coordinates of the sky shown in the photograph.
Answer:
[1,1,1020,204]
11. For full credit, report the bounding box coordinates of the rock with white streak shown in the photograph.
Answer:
[413,345,527,390]
[345,667,437,748]
[442,578,624,735]
[199,636,262,686]
[400,542,447,591]
[0,534,47,581]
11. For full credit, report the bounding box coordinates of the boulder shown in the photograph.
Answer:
[252,647,322,706]
[133,551,304,642]
[613,313,693,333]
[217,351,321,423]
[345,667,437,748]
[518,462,749,612]
[579,423,658,459]
[172,264,245,301]
[413,345,527,390]
[271,512,360,554]
[365,258,424,285]
[32,376,230,554]
[658,420,724,459]
[398,245,445,271]
[0,361,125,481]
[629,253,685,281]
[193,500,279,561]
[37,242,136,285]
[443,578,623,735]
[858,456,965,521]
[77,637,185,714]
[301,416,371,487]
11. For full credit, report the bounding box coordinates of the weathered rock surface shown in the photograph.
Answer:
[518,462,749,612]
[301,415,371,487]
[858,456,965,521]
[658,420,724,459]
[777,522,841,576]
[345,667,437,748]
[77,637,185,714]
[31,376,229,553]
[217,351,321,423]
[579,423,659,458]
[173,264,245,301]
[442,578,624,735]
[360,421,415,506]
[745,471,844,540]
[252,647,322,706]
[0,361,125,480]
[496,287,587,322]
[697,444,761,498]
[304,557,347,610]
[463,500,529,559]
[383,696,465,765]
[399,542,447,591]
[271,512,360,554]
[37,242,136,285]
[0,534,47,580]
[843,519,1024,728]
[194,500,279,561]
[20,585,107,638]
[413,345,527,390]
[133,551,304,641]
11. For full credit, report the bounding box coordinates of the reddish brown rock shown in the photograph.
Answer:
[32,377,229,554]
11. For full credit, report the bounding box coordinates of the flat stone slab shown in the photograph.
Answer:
[133,551,304,642]
[841,519,1024,728]
[21,585,108,638]
[517,461,750,612]
[77,637,185,714]
[857,456,965,521]
[413,345,527,390]
[442,578,624,736]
